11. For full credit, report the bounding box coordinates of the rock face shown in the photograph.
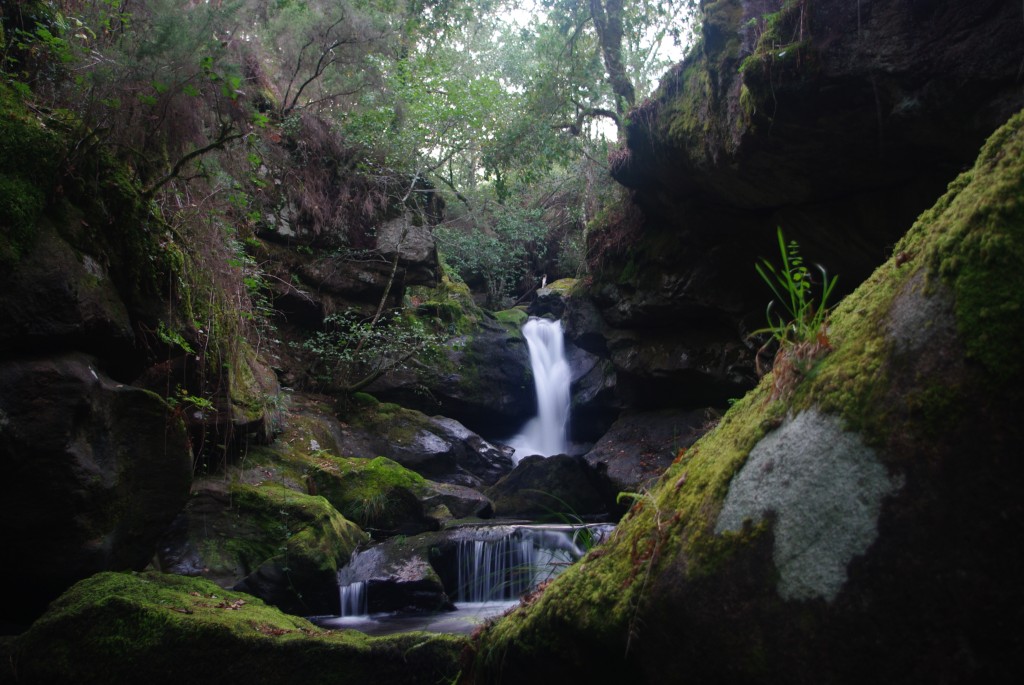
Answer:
[584,408,714,494]
[463,109,1024,684]
[333,399,515,488]
[0,355,192,627]
[486,455,618,519]
[367,315,535,437]
[568,0,1024,418]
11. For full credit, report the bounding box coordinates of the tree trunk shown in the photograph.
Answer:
[590,0,636,128]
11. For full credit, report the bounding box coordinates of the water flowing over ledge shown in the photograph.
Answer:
[506,318,571,461]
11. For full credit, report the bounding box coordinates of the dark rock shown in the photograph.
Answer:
[420,481,494,520]
[366,315,535,438]
[580,0,1024,412]
[338,543,453,613]
[0,225,135,372]
[527,278,578,318]
[584,408,715,493]
[0,354,192,626]
[486,454,617,519]
[566,343,620,442]
[334,400,514,487]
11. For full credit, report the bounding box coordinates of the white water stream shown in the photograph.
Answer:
[507,318,571,462]
[323,524,613,635]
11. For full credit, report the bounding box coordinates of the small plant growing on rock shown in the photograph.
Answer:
[753,227,838,397]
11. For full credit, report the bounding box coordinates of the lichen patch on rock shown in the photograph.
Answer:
[715,409,903,602]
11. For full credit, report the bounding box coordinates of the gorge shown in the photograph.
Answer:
[2,0,1023,683]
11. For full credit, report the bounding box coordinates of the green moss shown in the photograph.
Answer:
[924,112,1024,380]
[0,83,64,264]
[305,453,429,530]
[5,571,464,684]
[493,307,528,327]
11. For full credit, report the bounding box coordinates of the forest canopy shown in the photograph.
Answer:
[1,0,695,304]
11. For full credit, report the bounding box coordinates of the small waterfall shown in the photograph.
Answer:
[508,318,571,461]
[339,580,367,617]
[337,550,369,617]
[455,525,611,603]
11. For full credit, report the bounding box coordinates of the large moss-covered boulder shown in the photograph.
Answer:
[462,110,1024,684]
[0,355,192,629]
[0,571,464,685]
[158,481,365,616]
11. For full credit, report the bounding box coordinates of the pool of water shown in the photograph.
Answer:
[312,601,519,636]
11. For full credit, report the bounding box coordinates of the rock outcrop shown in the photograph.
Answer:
[569,0,1024,417]
[463,107,1024,684]
[0,355,192,627]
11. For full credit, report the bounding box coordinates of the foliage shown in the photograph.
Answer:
[302,308,445,392]
[754,227,838,346]
[435,205,547,307]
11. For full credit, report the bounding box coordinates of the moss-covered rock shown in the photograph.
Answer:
[159,480,365,616]
[462,110,1024,684]
[0,571,464,685]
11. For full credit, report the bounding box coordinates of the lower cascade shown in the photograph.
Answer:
[328,524,613,632]
[455,525,604,602]
[508,318,572,461]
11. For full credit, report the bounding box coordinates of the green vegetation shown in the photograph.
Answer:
[753,227,838,346]
[2,571,464,684]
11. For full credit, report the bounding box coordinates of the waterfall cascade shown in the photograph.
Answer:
[455,524,609,602]
[337,551,368,617]
[338,580,367,617]
[508,318,571,461]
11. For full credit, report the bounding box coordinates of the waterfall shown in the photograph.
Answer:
[339,580,367,617]
[337,550,368,617]
[508,318,571,462]
[455,524,612,603]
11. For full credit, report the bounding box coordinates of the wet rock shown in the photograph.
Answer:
[584,408,714,494]
[486,454,617,519]
[0,354,192,627]
[338,543,452,613]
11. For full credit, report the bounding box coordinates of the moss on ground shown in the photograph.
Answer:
[1,571,464,685]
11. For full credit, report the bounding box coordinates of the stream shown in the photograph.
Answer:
[317,318,610,636]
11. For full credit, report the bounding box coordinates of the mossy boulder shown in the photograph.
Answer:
[367,315,534,437]
[462,110,1024,684]
[334,397,514,487]
[158,480,365,616]
[0,571,464,685]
